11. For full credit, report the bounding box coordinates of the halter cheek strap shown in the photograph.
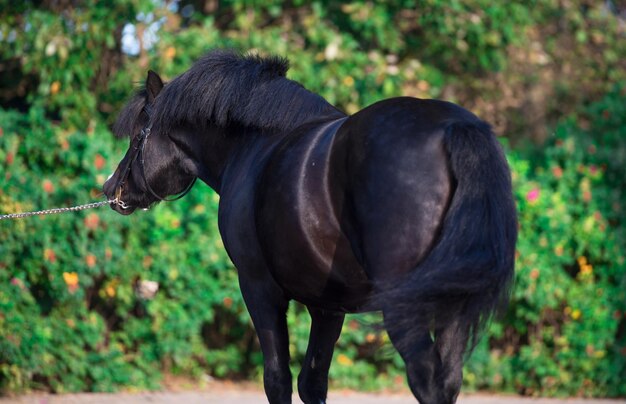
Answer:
[138,128,197,202]
[112,126,148,208]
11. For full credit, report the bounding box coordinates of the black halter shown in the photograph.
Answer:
[113,105,196,207]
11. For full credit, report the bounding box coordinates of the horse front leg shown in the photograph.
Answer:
[298,306,345,404]
[239,275,292,404]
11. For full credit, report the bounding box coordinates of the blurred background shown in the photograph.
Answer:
[0,0,625,398]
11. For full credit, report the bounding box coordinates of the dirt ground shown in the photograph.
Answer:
[3,391,626,404]
[2,381,625,404]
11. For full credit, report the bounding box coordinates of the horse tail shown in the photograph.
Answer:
[380,120,518,350]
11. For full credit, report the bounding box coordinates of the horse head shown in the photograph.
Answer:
[103,71,196,214]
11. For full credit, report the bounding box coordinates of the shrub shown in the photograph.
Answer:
[464,85,626,396]
[2,85,625,396]
[1,0,625,397]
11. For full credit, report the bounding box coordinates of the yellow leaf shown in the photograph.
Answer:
[337,354,353,366]
[63,272,78,287]
[50,81,61,95]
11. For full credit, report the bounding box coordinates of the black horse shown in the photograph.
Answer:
[103,50,517,404]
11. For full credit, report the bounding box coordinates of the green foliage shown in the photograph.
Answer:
[0,1,146,127]
[464,85,626,396]
[1,0,625,398]
[0,106,249,392]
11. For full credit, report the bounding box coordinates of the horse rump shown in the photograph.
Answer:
[378,120,518,351]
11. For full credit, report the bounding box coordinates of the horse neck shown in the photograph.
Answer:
[164,124,227,192]
[177,106,344,193]
[169,123,270,193]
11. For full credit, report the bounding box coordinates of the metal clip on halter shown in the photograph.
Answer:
[113,187,130,210]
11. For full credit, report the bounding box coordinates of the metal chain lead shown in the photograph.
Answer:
[0,200,123,220]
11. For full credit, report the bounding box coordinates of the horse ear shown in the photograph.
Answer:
[145,70,164,103]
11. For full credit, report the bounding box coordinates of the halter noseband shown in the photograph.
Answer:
[113,104,196,208]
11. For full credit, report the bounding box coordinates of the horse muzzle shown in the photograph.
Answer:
[103,177,136,215]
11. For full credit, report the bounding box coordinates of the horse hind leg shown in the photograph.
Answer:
[384,311,469,404]
[297,306,345,404]
[433,318,470,404]
[383,313,442,404]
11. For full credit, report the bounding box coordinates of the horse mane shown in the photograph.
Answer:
[118,50,344,135]
[113,88,147,138]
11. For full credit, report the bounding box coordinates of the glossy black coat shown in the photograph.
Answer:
[103,51,517,404]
